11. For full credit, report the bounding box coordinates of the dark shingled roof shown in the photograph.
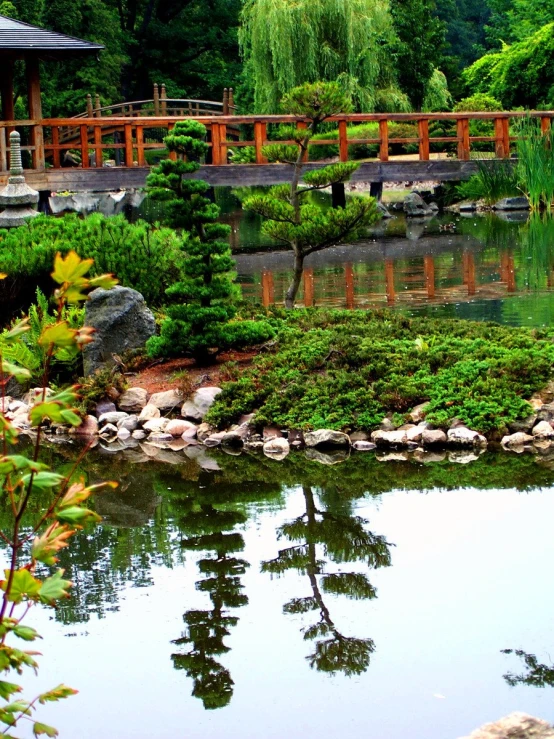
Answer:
[0,14,103,54]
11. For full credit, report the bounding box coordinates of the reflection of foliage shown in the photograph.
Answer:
[263,485,392,676]
[502,649,554,688]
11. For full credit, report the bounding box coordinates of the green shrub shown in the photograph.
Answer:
[0,214,185,305]
[456,160,520,204]
[205,309,554,433]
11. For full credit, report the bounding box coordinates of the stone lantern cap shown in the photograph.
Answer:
[0,131,39,227]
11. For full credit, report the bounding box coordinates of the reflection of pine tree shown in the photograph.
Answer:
[502,649,554,688]
[171,494,249,710]
[263,485,392,676]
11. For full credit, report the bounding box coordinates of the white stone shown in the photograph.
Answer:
[165,419,196,437]
[117,427,131,440]
[406,425,423,443]
[501,431,534,447]
[196,422,214,441]
[149,389,183,411]
[203,431,227,447]
[132,429,147,440]
[447,426,487,447]
[532,420,554,438]
[118,415,139,432]
[138,404,160,422]
[352,440,377,451]
[422,429,447,445]
[371,429,408,446]
[263,437,290,455]
[143,417,169,433]
[409,402,430,423]
[181,387,222,420]
[98,411,129,426]
[118,387,149,412]
[98,422,118,439]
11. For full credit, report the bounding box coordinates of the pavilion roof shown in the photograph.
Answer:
[0,15,103,56]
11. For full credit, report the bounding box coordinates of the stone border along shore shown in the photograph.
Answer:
[6,385,554,464]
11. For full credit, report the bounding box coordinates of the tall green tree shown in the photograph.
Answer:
[145,119,274,362]
[244,82,379,308]
[239,0,409,113]
[389,0,446,110]
[262,485,392,675]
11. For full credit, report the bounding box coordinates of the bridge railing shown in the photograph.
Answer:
[1,111,553,172]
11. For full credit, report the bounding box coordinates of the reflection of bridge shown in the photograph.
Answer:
[235,239,520,309]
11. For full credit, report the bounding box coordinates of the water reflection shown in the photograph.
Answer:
[501,649,554,689]
[262,485,392,676]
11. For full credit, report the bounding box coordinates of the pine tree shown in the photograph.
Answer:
[244,82,380,308]
[145,120,274,363]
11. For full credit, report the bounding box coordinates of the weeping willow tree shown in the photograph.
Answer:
[239,0,410,113]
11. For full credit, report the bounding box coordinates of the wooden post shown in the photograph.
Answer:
[51,126,60,168]
[26,56,44,169]
[457,118,470,161]
[124,123,134,167]
[229,88,234,113]
[153,83,160,115]
[211,123,221,165]
[424,255,435,299]
[219,123,227,164]
[541,116,552,136]
[338,120,348,162]
[385,259,395,305]
[494,117,505,158]
[93,123,103,167]
[418,119,430,161]
[0,57,14,122]
[345,263,354,309]
[261,270,274,307]
[79,124,89,168]
[86,94,93,118]
[463,252,476,295]
[331,182,346,208]
[506,252,515,292]
[161,84,167,116]
[223,88,229,115]
[0,128,6,172]
[94,94,101,117]
[303,268,314,307]
[379,119,389,162]
[254,121,267,164]
[502,117,510,157]
[167,122,176,161]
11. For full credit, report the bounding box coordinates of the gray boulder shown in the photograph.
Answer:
[83,287,156,376]
[403,192,435,218]
[149,389,183,412]
[118,387,149,412]
[182,387,222,420]
[493,196,530,211]
[304,429,350,448]
[459,711,554,739]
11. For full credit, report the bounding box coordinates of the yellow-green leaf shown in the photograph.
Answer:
[38,322,76,349]
[33,722,58,737]
[39,570,72,605]
[1,570,41,604]
[51,251,93,285]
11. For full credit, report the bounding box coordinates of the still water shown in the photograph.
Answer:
[17,450,554,738]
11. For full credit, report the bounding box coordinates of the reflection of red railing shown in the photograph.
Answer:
[1,110,553,172]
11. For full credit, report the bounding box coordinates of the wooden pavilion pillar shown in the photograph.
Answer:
[26,55,45,169]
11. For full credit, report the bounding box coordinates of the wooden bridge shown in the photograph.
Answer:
[0,109,553,192]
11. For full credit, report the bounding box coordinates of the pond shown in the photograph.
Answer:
[16,449,554,738]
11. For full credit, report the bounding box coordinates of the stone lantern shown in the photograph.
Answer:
[0,131,39,227]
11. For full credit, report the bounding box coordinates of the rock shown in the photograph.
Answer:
[493,196,530,211]
[146,432,173,444]
[9,400,27,414]
[143,418,169,433]
[459,201,477,212]
[181,387,222,420]
[447,426,487,447]
[532,420,554,438]
[118,415,139,432]
[458,711,554,739]
[203,431,227,447]
[263,437,290,458]
[422,429,447,446]
[98,411,129,426]
[528,396,544,412]
[288,429,305,449]
[406,426,423,443]
[184,445,221,471]
[168,438,188,451]
[349,431,369,442]
[83,286,156,376]
[409,402,430,423]
[508,415,538,434]
[376,202,392,219]
[305,448,348,465]
[502,432,535,448]
[448,450,481,464]
[196,423,214,442]
[379,418,396,432]
[222,428,248,447]
[182,425,198,440]
[244,440,264,451]
[537,402,554,422]
[165,419,196,438]
[238,413,256,426]
[352,440,377,451]
[94,400,116,418]
[98,423,118,440]
[118,387,149,412]
[371,429,408,446]
[132,429,147,440]
[428,201,439,213]
[377,451,410,462]
[25,388,53,406]
[304,429,350,448]
[403,192,435,217]
[148,389,183,412]
[117,427,131,440]
[138,404,160,423]
[69,415,98,437]
[263,425,282,442]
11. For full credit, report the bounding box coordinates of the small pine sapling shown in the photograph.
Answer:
[243,82,380,308]
[146,120,274,363]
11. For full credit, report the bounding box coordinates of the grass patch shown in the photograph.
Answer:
[205,309,554,433]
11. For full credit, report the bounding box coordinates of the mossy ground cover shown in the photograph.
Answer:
[206,309,554,434]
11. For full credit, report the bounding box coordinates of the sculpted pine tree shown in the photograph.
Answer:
[244,83,380,308]
[146,120,273,363]
[262,485,392,675]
